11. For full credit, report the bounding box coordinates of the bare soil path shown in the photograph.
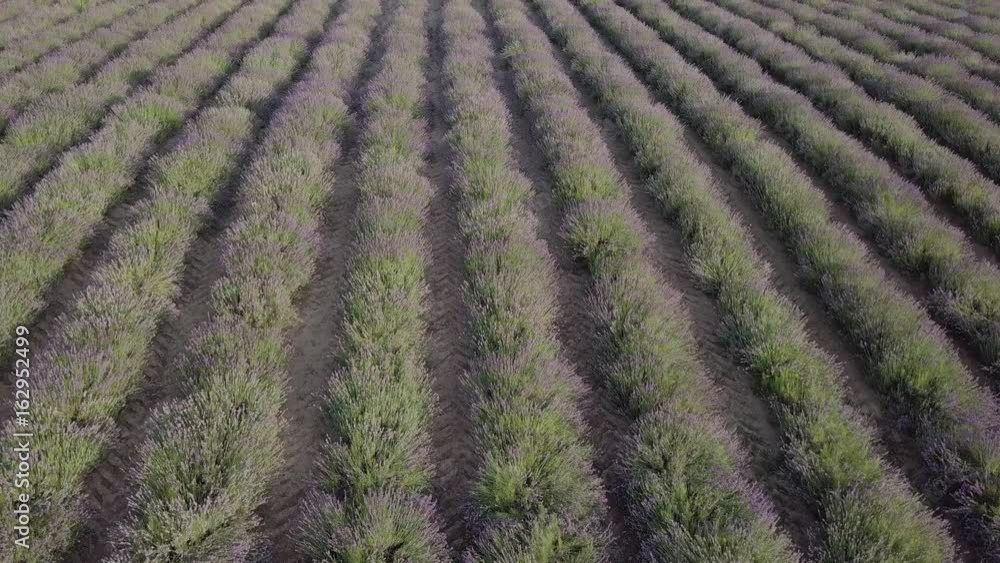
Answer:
[252,2,403,560]
[421,0,478,550]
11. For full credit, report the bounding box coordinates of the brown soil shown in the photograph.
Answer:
[67,212,226,562]
[254,2,398,558]
[521,0,974,553]
[757,120,999,396]
[513,0,821,553]
[257,126,363,563]
[0,0,993,560]
[550,12,824,557]
[796,15,1000,270]
[505,66,636,563]
[680,119,916,545]
[685,0,1000,379]
[258,135,367,560]
[420,0,478,551]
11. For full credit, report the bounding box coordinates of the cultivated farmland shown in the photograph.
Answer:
[2,0,1000,561]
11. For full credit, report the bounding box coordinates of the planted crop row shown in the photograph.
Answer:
[0,0,246,207]
[0,1,68,27]
[874,0,974,25]
[485,0,799,558]
[877,0,1000,35]
[658,0,1000,259]
[0,0,291,359]
[527,0,958,558]
[0,0,144,75]
[133,0,380,551]
[814,0,1000,79]
[0,1,316,560]
[618,0,1000,390]
[296,0,449,558]
[582,0,1000,549]
[0,0,67,26]
[743,0,1000,124]
[0,0,104,49]
[818,0,1000,66]
[697,0,1000,185]
[106,0,380,557]
[778,0,1000,86]
[0,0,35,24]
[892,0,965,19]
[0,0,207,132]
[440,1,609,558]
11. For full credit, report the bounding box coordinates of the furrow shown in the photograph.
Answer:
[100,0,386,558]
[0,0,147,76]
[816,0,1000,73]
[422,0,477,550]
[0,0,211,133]
[660,0,1000,264]
[619,0,1000,394]
[251,0,385,557]
[0,0,115,50]
[744,0,1000,125]
[693,0,1000,185]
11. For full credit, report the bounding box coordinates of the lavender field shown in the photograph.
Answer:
[1,0,1000,561]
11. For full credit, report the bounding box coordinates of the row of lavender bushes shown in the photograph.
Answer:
[0,0,98,35]
[816,0,1000,70]
[441,0,610,558]
[696,0,1000,186]
[0,0,246,207]
[0,0,142,75]
[0,0,329,559]
[876,0,1000,34]
[583,0,1000,551]
[296,0,450,558]
[0,0,206,133]
[108,0,388,557]
[486,0,800,559]
[0,0,291,361]
[745,0,1000,123]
